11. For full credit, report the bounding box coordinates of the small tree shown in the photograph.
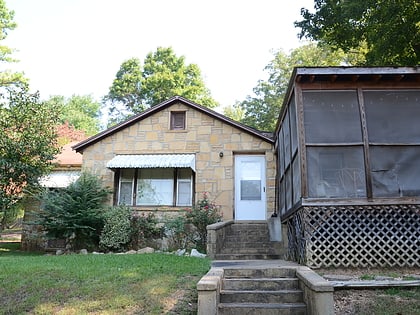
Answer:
[37,173,110,250]
[0,87,60,231]
[185,193,222,253]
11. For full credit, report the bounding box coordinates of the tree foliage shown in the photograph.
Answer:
[105,47,218,125]
[237,43,349,131]
[46,95,101,136]
[0,87,60,230]
[0,0,27,88]
[295,0,420,65]
[37,173,110,250]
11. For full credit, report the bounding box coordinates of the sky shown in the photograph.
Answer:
[3,0,314,107]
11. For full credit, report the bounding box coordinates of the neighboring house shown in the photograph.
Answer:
[21,141,82,251]
[276,66,420,268]
[39,141,83,188]
[73,97,276,221]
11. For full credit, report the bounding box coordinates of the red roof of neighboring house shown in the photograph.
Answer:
[54,141,83,166]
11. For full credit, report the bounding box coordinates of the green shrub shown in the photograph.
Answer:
[99,206,132,252]
[185,192,222,253]
[164,215,192,250]
[130,212,164,249]
[36,173,110,250]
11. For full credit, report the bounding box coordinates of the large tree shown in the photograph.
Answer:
[230,43,349,131]
[0,87,60,230]
[0,0,27,88]
[46,95,101,136]
[295,0,420,65]
[105,47,218,125]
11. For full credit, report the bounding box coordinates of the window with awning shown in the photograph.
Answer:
[107,155,195,207]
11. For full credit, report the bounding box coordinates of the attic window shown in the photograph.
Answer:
[170,111,186,130]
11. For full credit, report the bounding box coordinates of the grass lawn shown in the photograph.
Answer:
[0,239,211,315]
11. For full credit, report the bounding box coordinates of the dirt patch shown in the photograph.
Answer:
[315,268,420,315]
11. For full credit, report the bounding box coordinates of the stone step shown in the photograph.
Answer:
[224,234,270,244]
[223,268,296,279]
[218,302,307,315]
[214,253,283,260]
[223,277,299,291]
[220,290,304,304]
[220,242,275,250]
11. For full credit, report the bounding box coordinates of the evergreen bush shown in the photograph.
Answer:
[99,205,132,252]
[37,173,110,250]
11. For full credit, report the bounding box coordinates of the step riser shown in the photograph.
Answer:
[215,254,282,260]
[220,291,303,304]
[223,268,296,278]
[221,242,274,249]
[220,248,277,254]
[218,305,307,315]
[223,279,299,291]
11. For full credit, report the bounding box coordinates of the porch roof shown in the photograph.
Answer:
[106,154,196,172]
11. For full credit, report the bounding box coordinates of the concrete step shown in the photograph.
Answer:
[215,253,282,260]
[221,241,274,249]
[223,268,296,278]
[220,290,304,304]
[220,246,277,254]
[218,302,307,315]
[223,277,299,291]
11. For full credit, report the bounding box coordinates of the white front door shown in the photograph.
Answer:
[235,155,266,220]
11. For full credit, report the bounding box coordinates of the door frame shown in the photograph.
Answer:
[234,154,267,221]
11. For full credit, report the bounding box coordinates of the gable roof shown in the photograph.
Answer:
[73,96,274,153]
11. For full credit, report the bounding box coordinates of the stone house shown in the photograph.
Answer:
[73,96,276,221]
[276,66,420,268]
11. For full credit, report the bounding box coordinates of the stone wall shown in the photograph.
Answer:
[81,102,275,220]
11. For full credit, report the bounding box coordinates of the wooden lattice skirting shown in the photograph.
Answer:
[286,205,420,268]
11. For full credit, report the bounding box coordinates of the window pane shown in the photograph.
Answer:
[118,169,134,205]
[307,147,366,198]
[177,181,192,206]
[177,168,192,206]
[171,112,185,130]
[119,182,133,205]
[370,146,420,197]
[303,90,362,143]
[364,90,420,143]
[239,161,262,201]
[137,169,174,205]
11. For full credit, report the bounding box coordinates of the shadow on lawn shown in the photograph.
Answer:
[0,230,41,256]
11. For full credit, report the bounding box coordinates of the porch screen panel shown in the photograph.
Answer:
[119,169,135,205]
[289,94,298,155]
[279,178,286,215]
[137,169,174,205]
[370,146,420,197]
[278,129,285,175]
[303,90,362,143]
[283,110,291,167]
[307,147,366,198]
[285,168,292,209]
[292,157,301,204]
[364,90,420,143]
